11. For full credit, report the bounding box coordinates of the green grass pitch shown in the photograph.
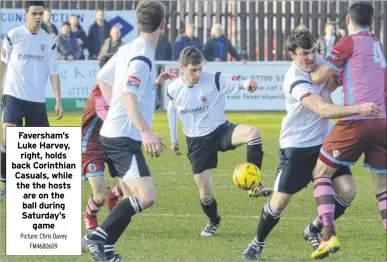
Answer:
[1,111,386,261]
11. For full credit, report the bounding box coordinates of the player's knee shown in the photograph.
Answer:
[246,126,261,141]
[137,194,156,209]
[335,179,356,202]
[270,192,291,211]
[270,197,289,211]
[199,192,213,202]
[93,188,109,205]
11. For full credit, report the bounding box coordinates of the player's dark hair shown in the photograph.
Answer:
[136,0,166,33]
[348,1,374,27]
[61,22,70,27]
[286,29,316,54]
[179,46,204,67]
[25,1,45,12]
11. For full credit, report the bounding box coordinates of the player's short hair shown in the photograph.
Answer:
[25,1,45,12]
[286,29,316,54]
[348,1,374,27]
[136,0,166,33]
[179,46,204,67]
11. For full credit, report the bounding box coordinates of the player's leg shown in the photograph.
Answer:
[0,95,23,201]
[311,121,365,259]
[105,157,123,211]
[82,155,109,231]
[187,132,221,236]
[83,137,153,261]
[364,119,387,229]
[221,123,272,197]
[194,169,221,236]
[305,169,355,249]
[242,146,316,260]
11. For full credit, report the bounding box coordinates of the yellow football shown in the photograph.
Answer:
[232,162,261,190]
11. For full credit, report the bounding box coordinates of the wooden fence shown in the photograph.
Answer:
[1,1,386,60]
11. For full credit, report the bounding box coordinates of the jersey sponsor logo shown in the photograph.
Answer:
[201,96,208,104]
[87,162,97,173]
[127,75,141,89]
[180,106,209,115]
[17,53,44,62]
[1,48,6,58]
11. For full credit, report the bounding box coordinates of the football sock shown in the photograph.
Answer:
[252,237,265,250]
[200,197,220,224]
[313,177,336,240]
[246,137,263,170]
[104,244,115,257]
[86,196,103,219]
[333,193,350,221]
[309,193,350,233]
[89,226,108,241]
[1,144,6,184]
[376,191,387,229]
[102,196,143,245]
[256,203,282,242]
[110,184,123,200]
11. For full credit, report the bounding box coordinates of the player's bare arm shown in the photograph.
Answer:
[321,76,341,103]
[155,72,173,86]
[302,94,381,119]
[49,74,63,120]
[310,64,335,85]
[96,79,113,105]
[121,92,165,157]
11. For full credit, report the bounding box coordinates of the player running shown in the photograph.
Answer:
[0,1,63,201]
[167,46,273,238]
[308,1,386,259]
[81,53,123,232]
[82,1,169,261]
[242,28,381,260]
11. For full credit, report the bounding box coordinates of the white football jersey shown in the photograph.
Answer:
[167,72,240,137]
[97,53,117,87]
[1,25,58,103]
[280,63,333,148]
[99,38,156,141]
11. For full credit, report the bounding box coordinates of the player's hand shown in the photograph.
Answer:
[55,103,63,120]
[142,132,166,158]
[243,80,257,93]
[356,102,381,118]
[171,141,181,155]
[155,72,173,86]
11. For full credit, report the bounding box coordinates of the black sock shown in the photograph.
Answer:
[91,196,143,245]
[246,138,263,170]
[201,197,220,224]
[1,144,6,184]
[256,203,282,242]
[333,193,350,220]
[104,244,115,257]
[309,194,350,233]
